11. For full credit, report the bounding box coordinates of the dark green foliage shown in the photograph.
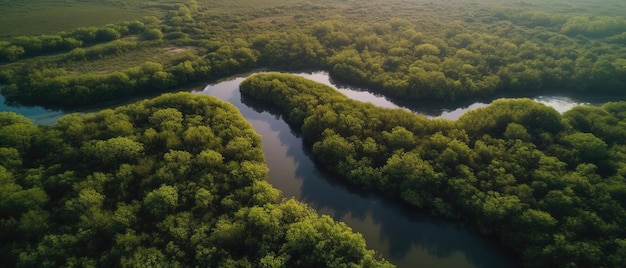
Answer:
[241,73,626,268]
[163,31,188,40]
[256,31,327,69]
[3,0,625,108]
[95,28,121,42]
[0,93,391,267]
[563,104,626,145]
[2,1,626,267]
[124,20,146,34]
[0,22,142,62]
[1,60,193,105]
[142,28,164,41]
[458,99,563,141]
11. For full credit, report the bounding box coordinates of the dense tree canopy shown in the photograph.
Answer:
[1,0,625,107]
[241,72,626,268]
[1,0,625,267]
[0,93,392,267]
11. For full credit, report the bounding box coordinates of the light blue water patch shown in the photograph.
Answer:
[0,90,66,125]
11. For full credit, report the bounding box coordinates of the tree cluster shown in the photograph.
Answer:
[0,92,392,267]
[319,15,626,100]
[241,73,626,268]
[1,1,625,267]
[2,0,625,108]
[0,19,155,62]
[0,40,258,106]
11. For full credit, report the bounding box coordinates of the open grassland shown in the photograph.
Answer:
[0,0,166,38]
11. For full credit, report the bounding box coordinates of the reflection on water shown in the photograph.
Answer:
[3,70,621,267]
[534,96,589,113]
[0,93,66,125]
[1,70,613,125]
[301,71,615,120]
[196,74,519,268]
[298,72,409,111]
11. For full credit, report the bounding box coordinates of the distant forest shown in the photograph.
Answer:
[0,0,624,107]
[1,0,626,267]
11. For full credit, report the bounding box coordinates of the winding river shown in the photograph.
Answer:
[3,71,622,267]
[196,73,519,268]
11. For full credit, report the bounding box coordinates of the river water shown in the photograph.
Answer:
[2,71,620,267]
[196,72,520,268]
[0,94,67,125]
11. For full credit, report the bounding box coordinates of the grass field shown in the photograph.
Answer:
[0,0,166,38]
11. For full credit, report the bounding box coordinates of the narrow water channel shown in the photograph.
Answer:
[0,93,66,125]
[2,70,616,267]
[195,73,519,268]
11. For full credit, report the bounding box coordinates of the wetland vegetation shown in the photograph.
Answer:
[242,73,626,267]
[1,0,626,267]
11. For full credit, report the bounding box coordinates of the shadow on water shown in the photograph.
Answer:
[0,91,66,125]
[198,77,520,268]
